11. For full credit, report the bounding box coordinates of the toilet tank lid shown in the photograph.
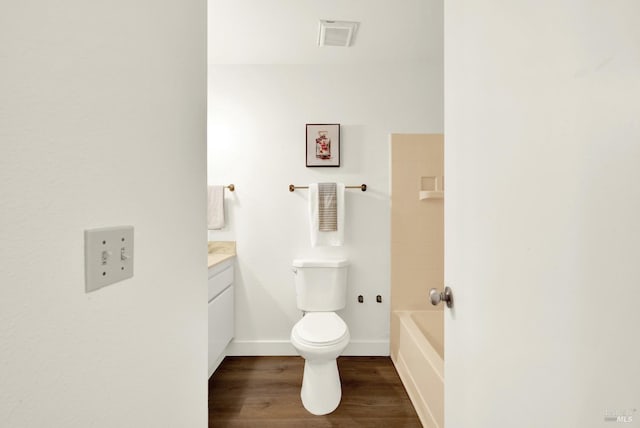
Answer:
[292,259,349,268]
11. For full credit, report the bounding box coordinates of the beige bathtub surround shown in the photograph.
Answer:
[390,134,444,428]
[208,241,236,268]
[390,134,444,313]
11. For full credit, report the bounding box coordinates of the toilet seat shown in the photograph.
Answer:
[292,312,348,347]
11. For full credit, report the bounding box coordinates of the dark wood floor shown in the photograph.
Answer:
[208,356,422,427]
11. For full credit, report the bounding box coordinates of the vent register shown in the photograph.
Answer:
[318,20,359,47]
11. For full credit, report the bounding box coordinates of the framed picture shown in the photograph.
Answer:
[306,124,340,167]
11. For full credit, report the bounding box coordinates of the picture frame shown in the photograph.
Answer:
[306,124,340,167]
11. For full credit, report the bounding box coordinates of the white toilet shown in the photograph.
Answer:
[290,259,350,415]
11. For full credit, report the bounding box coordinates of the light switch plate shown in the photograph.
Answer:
[84,226,134,293]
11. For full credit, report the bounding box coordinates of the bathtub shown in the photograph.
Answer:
[391,311,444,428]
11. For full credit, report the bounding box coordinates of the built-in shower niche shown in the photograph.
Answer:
[419,175,444,200]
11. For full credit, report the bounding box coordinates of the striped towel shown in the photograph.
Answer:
[318,182,337,231]
[308,183,345,246]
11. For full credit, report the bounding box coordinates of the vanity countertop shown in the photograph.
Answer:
[208,241,236,269]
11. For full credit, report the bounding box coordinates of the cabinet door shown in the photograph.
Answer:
[208,264,234,302]
[208,286,234,376]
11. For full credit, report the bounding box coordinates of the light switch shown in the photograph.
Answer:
[84,226,134,293]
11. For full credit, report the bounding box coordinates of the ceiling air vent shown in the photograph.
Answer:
[318,20,359,47]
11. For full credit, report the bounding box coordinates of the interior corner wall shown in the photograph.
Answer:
[207,62,443,355]
[0,2,207,427]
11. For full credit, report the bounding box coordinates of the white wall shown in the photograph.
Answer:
[0,2,207,427]
[445,1,640,426]
[208,62,442,355]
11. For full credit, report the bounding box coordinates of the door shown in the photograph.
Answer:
[444,2,640,427]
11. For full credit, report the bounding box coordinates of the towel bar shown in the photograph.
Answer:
[226,184,235,192]
[289,184,367,192]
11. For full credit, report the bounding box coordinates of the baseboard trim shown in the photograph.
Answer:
[208,353,226,379]
[344,340,389,356]
[225,340,390,357]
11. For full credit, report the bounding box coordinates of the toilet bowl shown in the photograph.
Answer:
[290,258,350,415]
[291,312,350,415]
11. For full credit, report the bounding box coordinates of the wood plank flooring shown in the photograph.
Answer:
[208,356,422,427]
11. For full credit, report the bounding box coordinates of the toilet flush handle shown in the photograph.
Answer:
[292,268,298,274]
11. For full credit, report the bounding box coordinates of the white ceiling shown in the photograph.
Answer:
[208,0,443,65]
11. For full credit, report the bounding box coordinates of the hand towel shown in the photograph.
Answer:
[318,182,337,232]
[309,182,345,247]
[207,185,225,230]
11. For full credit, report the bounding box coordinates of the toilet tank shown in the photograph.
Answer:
[292,259,349,311]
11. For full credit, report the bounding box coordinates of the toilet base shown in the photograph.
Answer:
[300,358,342,415]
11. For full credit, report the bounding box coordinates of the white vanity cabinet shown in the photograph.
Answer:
[208,258,234,378]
